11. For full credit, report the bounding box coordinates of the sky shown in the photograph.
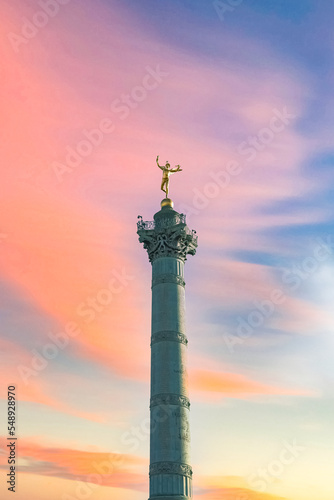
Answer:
[0,0,333,499]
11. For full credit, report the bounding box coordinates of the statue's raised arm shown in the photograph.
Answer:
[156,155,164,170]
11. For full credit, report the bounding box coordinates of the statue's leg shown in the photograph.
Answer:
[161,179,167,193]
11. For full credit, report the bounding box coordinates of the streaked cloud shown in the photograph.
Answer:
[0,438,147,491]
[190,369,308,400]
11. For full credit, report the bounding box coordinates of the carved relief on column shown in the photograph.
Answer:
[152,274,185,288]
[151,330,188,346]
[150,393,190,410]
[150,461,193,478]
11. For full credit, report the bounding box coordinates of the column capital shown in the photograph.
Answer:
[137,204,198,263]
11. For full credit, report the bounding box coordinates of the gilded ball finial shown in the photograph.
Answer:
[161,198,174,209]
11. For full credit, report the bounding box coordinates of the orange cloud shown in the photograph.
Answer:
[0,0,154,383]
[196,475,288,500]
[190,369,306,399]
[0,184,150,382]
[0,438,147,491]
[196,486,287,500]
[0,338,110,422]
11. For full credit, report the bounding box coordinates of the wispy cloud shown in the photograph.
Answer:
[0,438,147,491]
[190,369,308,401]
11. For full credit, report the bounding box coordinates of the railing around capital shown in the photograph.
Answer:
[137,218,155,230]
[137,214,187,230]
[137,215,198,246]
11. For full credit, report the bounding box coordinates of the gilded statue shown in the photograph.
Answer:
[156,155,182,197]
